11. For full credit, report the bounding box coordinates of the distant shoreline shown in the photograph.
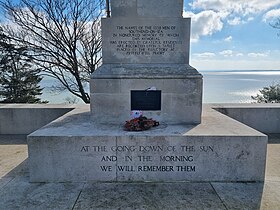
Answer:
[200,69,280,72]
[40,70,280,104]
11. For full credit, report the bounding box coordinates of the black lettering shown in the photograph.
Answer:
[81,146,89,152]
[100,166,112,172]
[176,166,196,172]
[111,146,136,152]
[92,146,107,152]
[117,166,135,172]
[125,156,133,161]
[160,156,193,162]
[138,156,152,162]
[200,146,214,152]
[139,146,163,152]
[181,146,195,152]
[137,166,174,172]
[101,156,117,161]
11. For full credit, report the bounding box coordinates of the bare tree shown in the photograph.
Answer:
[0,0,104,103]
[272,18,280,29]
[270,17,280,36]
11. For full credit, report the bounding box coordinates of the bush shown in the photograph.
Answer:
[251,84,280,103]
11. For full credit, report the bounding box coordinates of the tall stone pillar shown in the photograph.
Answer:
[90,0,202,125]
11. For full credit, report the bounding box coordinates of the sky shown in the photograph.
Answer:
[183,0,280,70]
[1,0,280,71]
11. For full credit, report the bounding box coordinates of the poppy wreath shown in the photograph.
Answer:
[124,116,159,131]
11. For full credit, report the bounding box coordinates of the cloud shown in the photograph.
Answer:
[248,52,269,58]
[191,50,280,70]
[193,52,216,58]
[227,17,241,25]
[184,10,223,41]
[219,50,270,58]
[195,50,271,59]
[263,8,280,22]
[190,0,280,16]
[191,59,280,71]
[184,1,280,41]
[247,17,254,22]
[219,50,233,57]
[224,36,232,42]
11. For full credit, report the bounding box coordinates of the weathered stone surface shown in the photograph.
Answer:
[28,136,117,182]
[214,104,280,134]
[111,0,183,18]
[111,0,137,17]
[0,177,13,191]
[115,135,266,182]
[3,133,280,208]
[0,176,83,210]
[212,183,263,210]
[137,0,183,18]
[91,64,200,79]
[101,18,190,64]
[91,0,200,124]
[0,105,74,134]
[261,181,280,209]
[91,64,202,125]
[73,183,226,210]
[28,106,267,182]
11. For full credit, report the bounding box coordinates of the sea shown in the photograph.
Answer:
[39,70,280,104]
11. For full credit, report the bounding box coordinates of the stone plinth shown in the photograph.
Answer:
[91,64,202,124]
[111,0,183,18]
[27,106,267,182]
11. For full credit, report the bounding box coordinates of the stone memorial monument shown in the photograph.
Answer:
[27,0,267,183]
[91,0,202,124]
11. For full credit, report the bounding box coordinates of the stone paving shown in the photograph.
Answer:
[0,134,279,210]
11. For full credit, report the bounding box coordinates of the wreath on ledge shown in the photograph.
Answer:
[124,116,159,131]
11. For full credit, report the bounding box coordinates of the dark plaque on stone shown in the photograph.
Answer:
[131,90,161,111]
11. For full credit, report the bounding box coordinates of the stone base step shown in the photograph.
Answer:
[27,106,267,182]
